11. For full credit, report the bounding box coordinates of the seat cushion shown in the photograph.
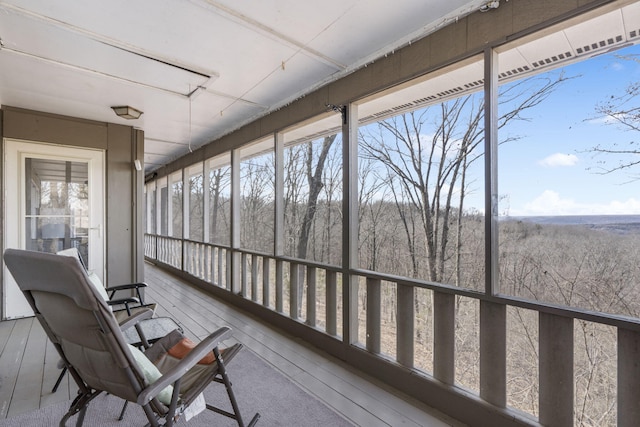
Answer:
[168,337,215,365]
[57,248,111,308]
[127,344,173,405]
[87,271,110,302]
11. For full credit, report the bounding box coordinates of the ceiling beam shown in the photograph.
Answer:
[195,0,347,71]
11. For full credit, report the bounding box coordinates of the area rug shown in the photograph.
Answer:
[0,349,353,426]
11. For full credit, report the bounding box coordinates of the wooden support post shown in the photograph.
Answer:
[307,267,317,327]
[290,263,299,320]
[366,278,381,354]
[480,300,506,407]
[276,260,284,313]
[397,282,414,367]
[539,313,573,427]
[262,257,270,308]
[251,254,259,302]
[326,271,337,336]
[241,252,248,297]
[433,291,455,385]
[618,327,640,427]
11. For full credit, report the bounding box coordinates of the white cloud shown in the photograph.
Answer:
[588,113,627,125]
[538,153,579,167]
[611,62,624,71]
[515,190,640,215]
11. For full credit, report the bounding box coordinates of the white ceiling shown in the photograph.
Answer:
[2,1,638,176]
[0,0,488,174]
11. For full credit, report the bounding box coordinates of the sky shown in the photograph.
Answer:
[491,43,640,217]
[355,42,640,218]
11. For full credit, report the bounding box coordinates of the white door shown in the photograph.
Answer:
[3,139,105,319]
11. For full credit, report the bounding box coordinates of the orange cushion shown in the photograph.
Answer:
[167,337,215,365]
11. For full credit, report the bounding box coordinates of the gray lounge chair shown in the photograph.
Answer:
[56,247,156,318]
[53,248,158,393]
[4,248,260,427]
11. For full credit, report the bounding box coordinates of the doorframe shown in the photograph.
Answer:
[2,138,106,319]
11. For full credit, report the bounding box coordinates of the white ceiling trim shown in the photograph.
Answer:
[0,2,220,81]
[1,45,206,98]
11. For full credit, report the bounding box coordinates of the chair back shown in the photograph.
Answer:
[3,249,146,402]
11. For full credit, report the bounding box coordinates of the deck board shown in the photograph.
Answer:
[0,317,32,418]
[39,339,72,409]
[0,262,464,426]
[142,266,462,427]
[7,319,46,418]
[0,321,14,355]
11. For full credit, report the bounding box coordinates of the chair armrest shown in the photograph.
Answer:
[117,306,154,331]
[107,282,148,305]
[107,297,140,306]
[108,297,142,316]
[106,282,148,292]
[137,326,232,405]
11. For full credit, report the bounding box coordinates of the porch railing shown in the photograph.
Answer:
[144,233,640,427]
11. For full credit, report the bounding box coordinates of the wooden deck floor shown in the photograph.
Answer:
[0,262,464,426]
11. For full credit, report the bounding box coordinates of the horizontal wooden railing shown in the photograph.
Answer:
[144,233,640,426]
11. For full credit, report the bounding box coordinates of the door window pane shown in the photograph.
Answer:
[24,158,89,262]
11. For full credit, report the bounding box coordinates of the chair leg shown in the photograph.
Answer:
[53,367,67,393]
[141,403,161,427]
[74,405,88,427]
[211,347,260,427]
[118,401,128,421]
[59,389,101,427]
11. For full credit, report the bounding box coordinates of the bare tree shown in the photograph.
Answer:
[359,74,567,285]
[283,143,305,256]
[240,156,274,253]
[315,140,343,264]
[171,180,183,239]
[586,53,640,180]
[283,135,338,314]
[209,166,231,244]
[295,135,337,260]
[188,173,204,241]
